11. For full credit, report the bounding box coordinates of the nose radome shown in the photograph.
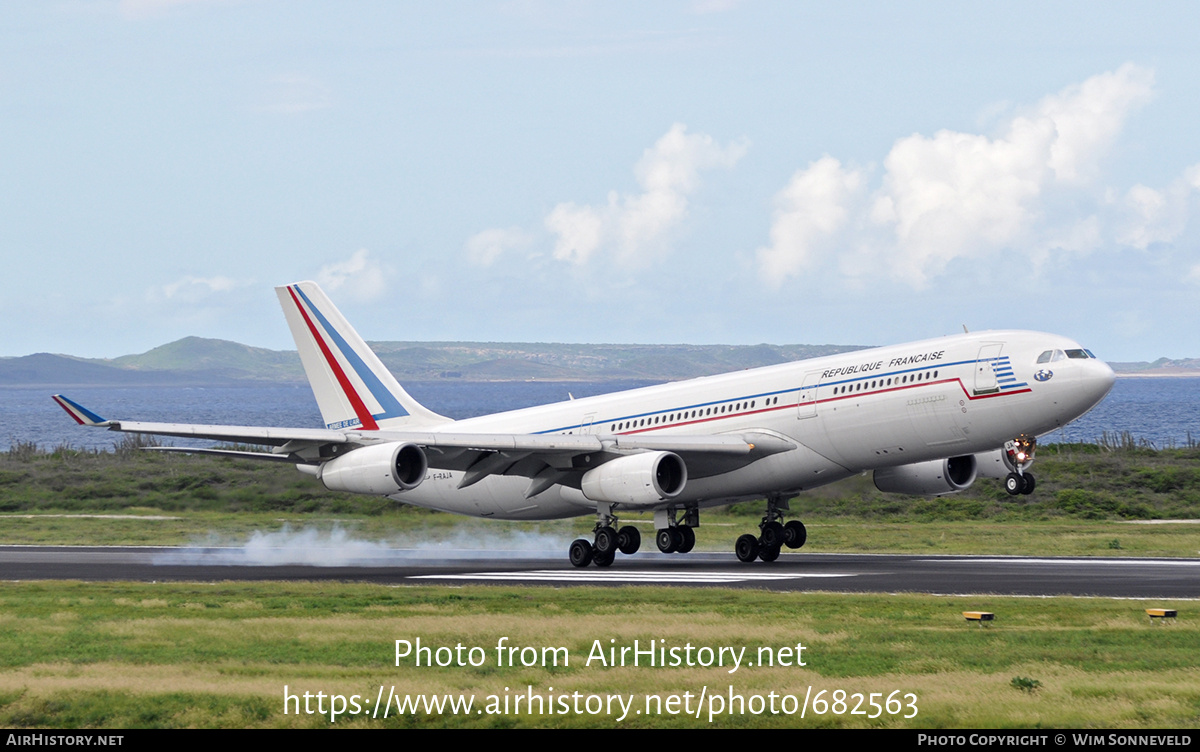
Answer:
[1082,359,1117,404]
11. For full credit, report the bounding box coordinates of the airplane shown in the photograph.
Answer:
[53,281,1116,567]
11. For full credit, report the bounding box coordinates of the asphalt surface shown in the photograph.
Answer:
[2,545,1198,598]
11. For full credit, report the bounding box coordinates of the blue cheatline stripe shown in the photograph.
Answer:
[292,286,409,420]
[57,395,106,423]
[533,356,1021,435]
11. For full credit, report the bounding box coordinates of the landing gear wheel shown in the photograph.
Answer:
[569,538,593,568]
[677,526,696,554]
[594,525,618,555]
[656,528,678,554]
[735,534,760,563]
[617,526,641,555]
[784,520,807,549]
[761,521,785,549]
[1004,472,1023,496]
[593,549,615,567]
[1020,473,1036,495]
[758,543,781,562]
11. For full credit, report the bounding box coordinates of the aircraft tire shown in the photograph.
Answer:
[677,526,696,554]
[784,520,807,549]
[761,521,785,548]
[656,529,678,554]
[1004,473,1024,496]
[569,538,594,568]
[594,526,619,555]
[758,543,781,562]
[617,526,641,555]
[593,549,615,567]
[1020,473,1036,495]
[735,534,759,563]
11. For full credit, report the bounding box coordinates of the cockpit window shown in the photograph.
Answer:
[1039,347,1097,364]
[1084,349,1096,359]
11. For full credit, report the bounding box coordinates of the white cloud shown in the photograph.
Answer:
[1040,63,1155,183]
[545,202,606,264]
[691,0,748,13]
[119,0,238,20]
[544,123,747,267]
[757,156,864,281]
[760,64,1160,287]
[465,227,535,267]
[257,75,334,115]
[316,249,387,301]
[157,275,246,302]
[1118,162,1200,250]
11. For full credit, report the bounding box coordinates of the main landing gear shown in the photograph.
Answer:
[654,506,698,554]
[736,494,807,563]
[569,505,643,568]
[1003,435,1037,496]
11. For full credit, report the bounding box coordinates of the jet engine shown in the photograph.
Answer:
[318,442,428,496]
[873,455,977,496]
[581,451,687,507]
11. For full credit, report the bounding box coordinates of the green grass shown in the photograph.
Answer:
[0,582,1197,728]
[2,443,1199,728]
[2,440,1199,555]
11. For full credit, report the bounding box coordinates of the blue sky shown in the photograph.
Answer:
[3,1,1199,361]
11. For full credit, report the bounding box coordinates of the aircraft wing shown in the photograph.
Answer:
[53,394,795,484]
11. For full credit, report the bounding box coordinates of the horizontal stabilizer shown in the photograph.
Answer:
[51,395,109,426]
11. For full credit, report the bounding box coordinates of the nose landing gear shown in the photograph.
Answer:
[1003,435,1037,496]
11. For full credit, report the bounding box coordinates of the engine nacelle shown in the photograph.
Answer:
[873,455,977,496]
[318,442,428,496]
[581,451,687,507]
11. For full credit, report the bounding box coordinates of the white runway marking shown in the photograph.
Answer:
[950,558,1200,567]
[413,570,857,584]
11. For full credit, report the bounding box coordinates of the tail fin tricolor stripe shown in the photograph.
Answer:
[277,281,446,430]
[285,285,381,431]
[52,395,107,426]
[289,285,410,423]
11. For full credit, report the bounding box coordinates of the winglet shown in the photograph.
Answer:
[52,395,110,426]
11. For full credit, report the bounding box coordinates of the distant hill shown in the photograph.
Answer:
[1110,357,1200,377]
[367,341,867,381]
[106,337,305,382]
[1,337,868,387]
[4,337,1196,388]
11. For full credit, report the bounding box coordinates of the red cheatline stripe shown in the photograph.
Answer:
[611,377,1030,435]
[286,286,379,431]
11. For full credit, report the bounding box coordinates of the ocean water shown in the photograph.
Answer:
[3,377,1197,452]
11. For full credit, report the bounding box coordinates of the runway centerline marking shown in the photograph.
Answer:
[412,570,857,584]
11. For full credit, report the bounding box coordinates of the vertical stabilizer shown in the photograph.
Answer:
[276,281,448,429]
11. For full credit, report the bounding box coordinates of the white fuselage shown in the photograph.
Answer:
[391,330,1115,520]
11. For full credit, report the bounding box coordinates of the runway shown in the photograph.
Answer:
[2,545,1198,598]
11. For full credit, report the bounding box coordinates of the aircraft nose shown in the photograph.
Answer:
[1082,359,1117,404]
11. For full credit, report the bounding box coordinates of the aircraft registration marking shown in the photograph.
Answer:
[412,570,856,584]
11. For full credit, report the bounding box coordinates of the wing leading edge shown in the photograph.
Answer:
[52,394,794,489]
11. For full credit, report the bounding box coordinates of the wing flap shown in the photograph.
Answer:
[106,420,351,446]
